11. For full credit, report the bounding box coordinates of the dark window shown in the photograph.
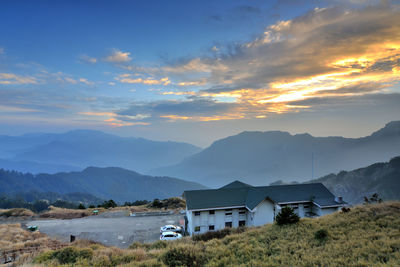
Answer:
[209,225,215,230]
[239,220,246,227]
[194,211,200,216]
[209,210,215,215]
[225,209,232,211]
[304,205,310,209]
[239,211,246,214]
[225,212,232,216]
[225,222,232,228]
[194,226,200,232]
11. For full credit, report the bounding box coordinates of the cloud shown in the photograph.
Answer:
[157,4,400,117]
[79,78,95,85]
[116,97,242,122]
[115,74,171,86]
[0,47,4,54]
[105,49,132,63]
[0,73,38,85]
[79,111,150,127]
[79,54,97,64]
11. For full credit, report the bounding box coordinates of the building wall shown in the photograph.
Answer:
[187,207,248,235]
[186,202,341,235]
[251,200,275,226]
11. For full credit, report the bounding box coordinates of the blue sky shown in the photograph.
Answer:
[1,0,400,146]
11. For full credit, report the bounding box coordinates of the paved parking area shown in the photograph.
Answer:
[26,213,184,248]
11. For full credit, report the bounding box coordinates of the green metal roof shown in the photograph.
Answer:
[184,181,343,210]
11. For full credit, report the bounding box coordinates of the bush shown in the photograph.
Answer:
[146,240,168,250]
[151,199,163,208]
[101,199,117,209]
[341,206,351,213]
[192,227,247,242]
[314,229,329,241]
[161,246,207,267]
[275,206,300,225]
[35,247,93,264]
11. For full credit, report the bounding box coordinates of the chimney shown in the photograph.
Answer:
[335,196,343,203]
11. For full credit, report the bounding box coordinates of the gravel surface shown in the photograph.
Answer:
[26,212,184,248]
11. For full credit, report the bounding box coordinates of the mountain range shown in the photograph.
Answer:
[0,167,206,203]
[151,121,400,187]
[0,130,201,174]
[310,156,400,204]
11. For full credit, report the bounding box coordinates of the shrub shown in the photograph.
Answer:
[129,241,144,249]
[314,229,329,241]
[275,206,300,225]
[341,206,351,213]
[35,247,93,264]
[161,246,207,267]
[146,240,168,250]
[101,199,117,209]
[192,227,247,242]
[151,199,163,208]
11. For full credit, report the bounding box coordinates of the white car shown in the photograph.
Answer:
[160,231,182,241]
[160,225,182,233]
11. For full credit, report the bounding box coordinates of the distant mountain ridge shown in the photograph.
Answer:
[151,121,400,187]
[0,167,206,203]
[0,130,201,174]
[310,156,400,204]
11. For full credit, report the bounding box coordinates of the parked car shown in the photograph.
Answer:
[160,224,182,233]
[160,231,182,241]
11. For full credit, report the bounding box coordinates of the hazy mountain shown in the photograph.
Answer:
[0,130,201,174]
[309,156,400,204]
[151,121,400,187]
[1,191,105,206]
[0,167,206,203]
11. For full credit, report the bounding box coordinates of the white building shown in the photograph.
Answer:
[183,181,344,235]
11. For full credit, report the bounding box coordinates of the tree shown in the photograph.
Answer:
[101,199,117,209]
[32,200,49,213]
[364,193,383,204]
[275,206,300,225]
[78,203,86,209]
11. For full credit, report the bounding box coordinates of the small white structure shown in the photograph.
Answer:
[183,181,345,235]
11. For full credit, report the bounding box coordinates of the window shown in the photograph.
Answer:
[194,226,200,232]
[209,210,215,215]
[225,212,232,216]
[239,209,246,215]
[194,211,200,216]
[225,222,232,228]
[209,225,215,230]
[225,209,232,211]
[239,220,246,227]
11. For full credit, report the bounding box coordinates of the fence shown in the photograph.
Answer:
[1,243,68,265]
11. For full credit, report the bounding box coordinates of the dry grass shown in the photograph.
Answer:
[0,208,35,218]
[26,202,400,266]
[39,206,107,219]
[0,223,66,265]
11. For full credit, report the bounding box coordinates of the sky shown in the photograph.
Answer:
[0,0,399,147]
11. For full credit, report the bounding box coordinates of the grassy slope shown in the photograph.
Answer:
[32,202,400,267]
